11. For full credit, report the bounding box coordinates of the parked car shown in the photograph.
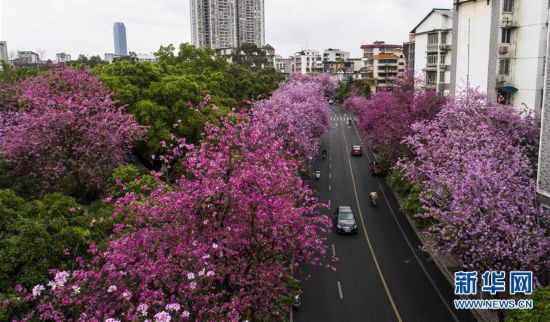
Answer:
[370,161,388,176]
[351,145,362,156]
[328,99,334,104]
[334,206,358,234]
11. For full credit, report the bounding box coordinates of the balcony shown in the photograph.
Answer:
[439,44,451,51]
[439,64,447,70]
[427,44,439,53]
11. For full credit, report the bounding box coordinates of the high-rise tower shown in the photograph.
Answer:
[190,0,264,49]
[113,22,128,56]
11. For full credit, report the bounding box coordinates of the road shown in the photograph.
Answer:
[292,105,475,322]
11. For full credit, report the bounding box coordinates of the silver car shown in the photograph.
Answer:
[334,206,358,234]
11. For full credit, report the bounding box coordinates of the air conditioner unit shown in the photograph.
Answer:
[499,45,508,54]
[501,15,516,27]
[439,64,447,69]
[439,45,449,51]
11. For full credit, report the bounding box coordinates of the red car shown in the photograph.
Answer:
[370,161,388,176]
[351,145,362,156]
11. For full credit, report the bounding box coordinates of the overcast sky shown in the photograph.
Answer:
[0,0,448,60]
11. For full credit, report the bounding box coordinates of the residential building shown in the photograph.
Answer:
[14,51,40,65]
[360,41,405,92]
[323,48,350,63]
[0,41,7,63]
[536,3,550,208]
[56,52,72,63]
[322,48,350,74]
[113,22,128,56]
[292,49,323,75]
[450,0,548,113]
[190,0,264,49]
[403,38,415,70]
[274,55,293,76]
[0,41,7,71]
[236,0,265,47]
[410,8,453,95]
[104,53,122,63]
[136,53,159,62]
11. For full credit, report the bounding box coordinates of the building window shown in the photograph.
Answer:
[426,71,437,84]
[428,33,438,45]
[503,0,515,13]
[440,54,446,64]
[499,59,510,75]
[427,53,438,66]
[440,71,446,82]
[501,28,512,43]
[498,91,512,105]
[441,32,448,44]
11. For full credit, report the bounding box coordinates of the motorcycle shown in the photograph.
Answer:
[322,151,327,160]
[292,294,302,310]
[314,170,321,180]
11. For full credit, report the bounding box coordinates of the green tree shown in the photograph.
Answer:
[505,286,550,322]
[91,43,281,160]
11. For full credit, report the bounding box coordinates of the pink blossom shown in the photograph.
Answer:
[165,303,180,312]
[154,311,171,322]
[32,284,45,297]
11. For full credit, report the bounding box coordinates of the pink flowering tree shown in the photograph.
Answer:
[399,88,550,278]
[0,66,145,200]
[343,72,445,164]
[7,114,331,321]
[254,75,332,161]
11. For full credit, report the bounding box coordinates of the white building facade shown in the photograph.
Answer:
[411,9,453,95]
[56,52,72,63]
[450,0,549,113]
[323,48,350,63]
[293,49,323,75]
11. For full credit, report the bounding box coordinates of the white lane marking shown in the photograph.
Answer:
[337,281,344,299]
[329,164,332,169]
[329,173,332,179]
[328,199,331,207]
[328,185,332,191]
[378,182,460,322]
[332,244,336,257]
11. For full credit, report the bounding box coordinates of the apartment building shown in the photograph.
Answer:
[450,0,549,113]
[410,8,453,95]
[56,52,72,63]
[293,49,323,75]
[190,0,264,49]
[360,41,405,92]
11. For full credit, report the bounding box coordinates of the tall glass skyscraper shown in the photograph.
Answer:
[113,22,128,56]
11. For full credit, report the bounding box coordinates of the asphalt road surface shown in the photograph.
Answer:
[292,105,475,322]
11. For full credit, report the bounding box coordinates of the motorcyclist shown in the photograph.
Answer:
[369,192,378,206]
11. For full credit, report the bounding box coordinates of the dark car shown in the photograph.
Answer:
[370,161,388,176]
[351,145,362,156]
[334,206,358,234]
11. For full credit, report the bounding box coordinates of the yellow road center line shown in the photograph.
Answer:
[340,118,403,322]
